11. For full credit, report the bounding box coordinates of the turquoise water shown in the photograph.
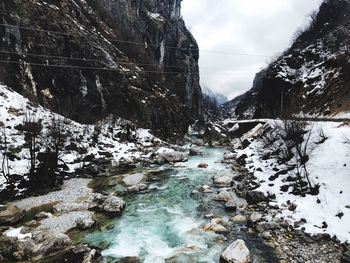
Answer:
[83,147,277,263]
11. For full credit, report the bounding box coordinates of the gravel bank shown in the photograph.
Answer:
[13,179,93,210]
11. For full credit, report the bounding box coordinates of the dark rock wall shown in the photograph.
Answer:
[0,0,202,140]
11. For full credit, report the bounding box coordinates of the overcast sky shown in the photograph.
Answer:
[182,0,323,100]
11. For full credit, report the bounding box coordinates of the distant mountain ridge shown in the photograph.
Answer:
[224,0,350,119]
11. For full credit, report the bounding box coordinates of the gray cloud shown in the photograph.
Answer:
[182,0,323,99]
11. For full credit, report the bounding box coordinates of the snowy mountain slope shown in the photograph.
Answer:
[0,83,163,197]
[225,0,350,119]
[234,120,350,242]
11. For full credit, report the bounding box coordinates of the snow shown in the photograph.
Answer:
[0,84,163,192]
[147,11,165,22]
[156,147,174,154]
[236,120,350,242]
[5,227,32,240]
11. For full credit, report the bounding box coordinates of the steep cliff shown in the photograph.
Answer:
[0,0,202,140]
[225,0,350,119]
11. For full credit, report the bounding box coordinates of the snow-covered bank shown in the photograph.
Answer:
[235,120,350,243]
[0,84,165,198]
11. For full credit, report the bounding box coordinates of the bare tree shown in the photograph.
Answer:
[22,108,42,181]
[0,125,10,183]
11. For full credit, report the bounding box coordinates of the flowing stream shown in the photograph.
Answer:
[82,147,277,263]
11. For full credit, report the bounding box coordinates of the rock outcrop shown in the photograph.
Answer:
[0,0,202,140]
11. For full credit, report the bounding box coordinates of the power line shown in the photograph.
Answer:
[0,59,257,75]
[0,50,262,72]
[0,23,272,57]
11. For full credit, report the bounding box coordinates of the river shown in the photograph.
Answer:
[81,147,277,263]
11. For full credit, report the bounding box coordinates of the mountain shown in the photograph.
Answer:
[202,86,228,106]
[224,0,350,119]
[0,0,202,140]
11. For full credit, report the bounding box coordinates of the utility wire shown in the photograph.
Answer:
[0,59,257,75]
[0,23,272,57]
[0,50,262,72]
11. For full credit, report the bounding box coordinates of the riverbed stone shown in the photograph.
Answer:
[34,212,52,219]
[198,163,208,168]
[213,190,234,202]
[189,147,204,156]
[101,196,125,215]
[122,173,146,186]
[230,215,247,223]
[213,172,235,187]
[245,191,268,205]
[76,216,95,229]
[225,200,237,211]
[249,212,262,224]
[203,223,228,234]
[120,256,141,263]
[156,151,188,163]
[220,239,250,263]
[0,205,26,225]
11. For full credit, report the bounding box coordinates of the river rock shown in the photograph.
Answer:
[31,229,72,257]
[220,239,250,263]
[76,216,95,229]
[203,223,228,234]
[213,190,235,202]
[249,212,262,224]
[342,251,350,263]
[198,163,208,168]
[201,185,212,193]
[192,139,204,146]
[127,184,148,193]
[245,191,268,205]
[224,152,235,160]
[34,212,52,219]
[156,151,188,163]
[0,205,26,225]
[189,147,204,156]
[225,200,237,212]
[120,256,141,263]
[123,173,146,186]
[166,245,203,261]
[230,215,247,223]
[213,172,235,187]
[101,196,125,215]
[82,248,100,263]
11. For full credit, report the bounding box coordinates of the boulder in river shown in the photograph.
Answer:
[249,212,262,224]
[122,173,146,186]
[213,190,235,202]
[156,151,188,163]
[225,200,237,212]
[76,216,95,229]
[101,196,125,216]
[189,147,204,156]
[230,215,247,223]
[213,172,235,187]
[245,191,268,205]
[198,163,208,168]
[120,256,141,263]
[220,239,251,263]
[0,205,26,225]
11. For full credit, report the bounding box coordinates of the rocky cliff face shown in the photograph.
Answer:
[225,0,350,119]
[0,0,202,140]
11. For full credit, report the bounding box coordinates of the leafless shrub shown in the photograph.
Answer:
[0,125,10,183]
[259,120,320,195]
